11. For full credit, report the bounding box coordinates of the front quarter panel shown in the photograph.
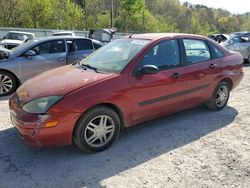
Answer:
[48,73,133,126]
[0,58,23,81]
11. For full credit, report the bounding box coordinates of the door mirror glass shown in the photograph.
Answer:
[137,65,159,76]
[24,50,36,57]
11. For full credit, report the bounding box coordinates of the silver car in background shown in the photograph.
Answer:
[222,33,250,63]
[0,36,103,96]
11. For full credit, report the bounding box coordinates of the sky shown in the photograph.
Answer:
[179,0,249,14]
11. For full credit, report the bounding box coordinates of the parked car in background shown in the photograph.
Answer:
[208,34,229,43]
[0,31,35,49]
[229,31,250,36]
[0,46,10,59]
[93,28,117,43]
[52,31,76,36]
[0,36,104,96]
[222,33,250,63]
[9,33,244,153]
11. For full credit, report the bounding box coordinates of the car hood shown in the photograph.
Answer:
[0,39,23,45]
[16,65,115,103]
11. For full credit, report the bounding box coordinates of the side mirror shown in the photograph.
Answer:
[24,50,36,57]
[2,36,6,39]
[137,65,159,76]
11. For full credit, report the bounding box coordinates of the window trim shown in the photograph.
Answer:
[133,39,183,76]
[66,38,94,52]
[181,38,213,65]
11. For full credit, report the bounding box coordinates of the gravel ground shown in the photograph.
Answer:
[0,67,249,188]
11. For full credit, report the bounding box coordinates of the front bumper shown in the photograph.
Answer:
[9,94,81,147]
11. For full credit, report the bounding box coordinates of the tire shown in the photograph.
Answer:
[206,81,230,111]
[73,106,121,153]
[0,71,18,97]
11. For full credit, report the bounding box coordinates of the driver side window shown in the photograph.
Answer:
[140,40,180,71]
[31,40,66,55]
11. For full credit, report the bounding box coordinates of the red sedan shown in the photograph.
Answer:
[9,33,244,153]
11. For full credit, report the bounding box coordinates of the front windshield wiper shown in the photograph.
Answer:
[77,62,99,73]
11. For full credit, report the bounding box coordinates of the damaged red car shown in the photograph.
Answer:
[9,33,244,153]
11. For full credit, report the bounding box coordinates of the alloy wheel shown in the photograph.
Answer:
[215,85,229,107]
[0,74,13,95]
[84,115,115,148]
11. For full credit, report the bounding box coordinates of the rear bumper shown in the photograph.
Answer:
[9,94,81,147]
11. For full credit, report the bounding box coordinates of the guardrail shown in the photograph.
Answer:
[0,27,129,39]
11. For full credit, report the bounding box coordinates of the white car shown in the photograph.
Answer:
[52,31,76,36]
[1,31,35,49]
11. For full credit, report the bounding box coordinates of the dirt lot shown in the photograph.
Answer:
[0,67,249,188]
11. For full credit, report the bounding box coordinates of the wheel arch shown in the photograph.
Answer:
[220,77,233,91]
[0,68,21,86]
[72,102,126,143]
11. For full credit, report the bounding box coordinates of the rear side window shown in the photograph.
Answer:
[31,40,65,55]
[67,39,93,52]
[211,44,224,58]
[183,39,211,64]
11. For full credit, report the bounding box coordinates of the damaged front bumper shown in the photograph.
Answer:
[9,94,81,147]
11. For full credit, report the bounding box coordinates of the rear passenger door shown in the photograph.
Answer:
[66,39,94,64]
[182,38,222,107]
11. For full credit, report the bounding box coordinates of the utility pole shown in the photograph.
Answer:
[110,0,114,28]
[83,0,87,30]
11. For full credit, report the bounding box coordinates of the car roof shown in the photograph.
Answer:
[53,31,75,34]
[8,31,35,35]
[126,33,207,40]
[36,36,92,42]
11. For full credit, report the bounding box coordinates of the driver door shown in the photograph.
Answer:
[17,39,67,81]
[128,39,187,124]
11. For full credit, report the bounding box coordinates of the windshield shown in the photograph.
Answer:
[6,32,33,41]
[10,40,37,55]
[80,39,150,73]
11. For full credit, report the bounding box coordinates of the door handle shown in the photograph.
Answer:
[209,63,217,69]
[57,58,65,61]
[171,72,181,79]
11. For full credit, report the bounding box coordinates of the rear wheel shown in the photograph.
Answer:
[206,81,230,111]
[73,106,121,153]
[0,71,18,97]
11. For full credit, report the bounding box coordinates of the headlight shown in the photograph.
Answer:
[22,96,63,114]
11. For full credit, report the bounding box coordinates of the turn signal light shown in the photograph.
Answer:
[45,121,58,128]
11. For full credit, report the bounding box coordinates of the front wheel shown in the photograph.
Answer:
[73,106,121,153]
[0,71,18,97]
[206,81,230,111]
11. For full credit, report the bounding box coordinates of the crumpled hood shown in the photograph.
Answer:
[0,39,23,45]
[17,65,115,103]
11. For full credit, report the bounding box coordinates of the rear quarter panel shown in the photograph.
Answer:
[209,52,244,96]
